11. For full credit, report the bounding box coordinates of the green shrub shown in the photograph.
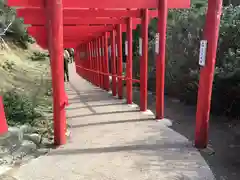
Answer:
[0,0,29,46]
[138,3,240,118]
[3,91,42,126]
[30,51,49,61]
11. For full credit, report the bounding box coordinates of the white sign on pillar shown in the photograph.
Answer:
[155,33,159,54]
[139,38,142,56]
[125,41,128,56]
[199,40,207,66]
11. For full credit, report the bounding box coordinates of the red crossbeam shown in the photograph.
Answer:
[16,9,157,25]
[8,0,190,8]
[17,8,142,18]
[27,24,137,39]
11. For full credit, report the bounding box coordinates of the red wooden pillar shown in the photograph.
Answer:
[91,42,94,84]
[101,35,106,89]
[87,43,91,82]
[104,32,110,91]
[195,0,223,149]
[86,44,88,80]
[84,44,86,79]
[117,24,123,99]
[91,41,96,85]
[88,42,93,84]
[0,97,8,135]
[79,45,82,76]
[48,0,66,145]
[140,9,149,111]
[96,39,100,87]
[111,30,117,96]
[98,37,103,89]
[93,40,97,86]
[126,17,133,104]
[156,0,168,119]
[83,45,86,79]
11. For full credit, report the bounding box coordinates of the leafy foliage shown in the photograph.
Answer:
[0,0,32,47]
[131,3,240,118]
[3,91,42,126]
[30,51,49,61]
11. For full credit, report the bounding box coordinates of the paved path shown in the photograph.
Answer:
[12,64,215,180]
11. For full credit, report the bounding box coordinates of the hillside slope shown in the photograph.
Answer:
[0,40,53,128]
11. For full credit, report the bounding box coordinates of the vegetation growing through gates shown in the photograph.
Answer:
[131,0,240,118]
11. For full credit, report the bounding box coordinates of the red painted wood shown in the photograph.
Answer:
[126,17,133,104]
[98,38,103,89]
[28,26,114,37]
[21,16,142,26]
[89,42,93,83]
[101,38,105,89]
[104,32,110,91]
[91,41,96,85]
[8,0,190,8]
[94,41,97,86]
[140,9,148,112]
[0,97,8,135]
[17,8,141,18]
[87,43,90,81]
[95,39,100,87]
[156,0,168,119]
[17,9,157,25]
[195,0,223,149]
[47,0,66,145]
[116,24,123,99]
[111,30,117,96]
[27,25,137,42]
[86,44,90,81]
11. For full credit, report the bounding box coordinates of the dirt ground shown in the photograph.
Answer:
[122,87,240,180]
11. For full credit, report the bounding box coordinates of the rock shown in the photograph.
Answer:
[20,125,35,134]
[8,127,23,142]
[0,155,13,165]
[36,148,50,155]
[23,133,42,146]
[0,129,22,153]
[40,137,53,148]
[19,154,36,164]
[12,140,37,160]
[0,145,9,156]
[21,140,37,150]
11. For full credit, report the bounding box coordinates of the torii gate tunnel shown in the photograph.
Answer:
[8,0,223,149]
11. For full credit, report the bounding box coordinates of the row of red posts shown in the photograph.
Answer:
[5,0,223,149]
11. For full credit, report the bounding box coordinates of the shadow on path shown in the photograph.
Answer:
[125,87,240,180]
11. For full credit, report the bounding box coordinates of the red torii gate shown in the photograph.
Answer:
[19,9,156,112]
[7,0,223,149]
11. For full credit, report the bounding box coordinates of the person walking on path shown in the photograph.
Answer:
[64,49,70,82]
[67,48,74,63]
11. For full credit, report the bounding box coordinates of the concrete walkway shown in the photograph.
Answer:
[12,64,215,180]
